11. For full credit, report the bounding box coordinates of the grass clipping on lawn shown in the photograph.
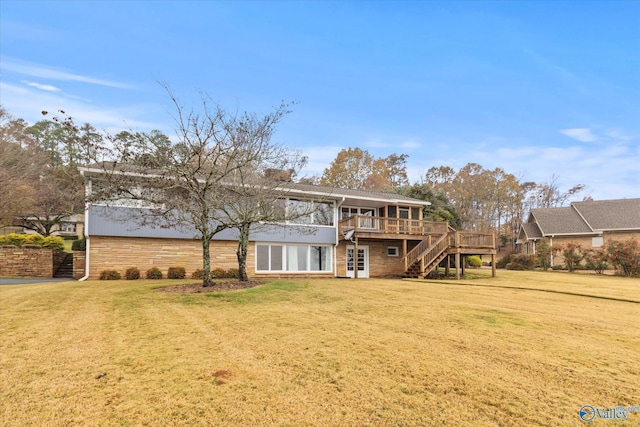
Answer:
[1,271,639,426]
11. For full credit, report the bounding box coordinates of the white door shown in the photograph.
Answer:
[346,245,369,278]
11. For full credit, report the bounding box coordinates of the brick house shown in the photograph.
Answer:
[517,198,640,265]
[79,166,496,280]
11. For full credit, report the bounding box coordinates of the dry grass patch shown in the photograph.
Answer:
[1,272,639,426]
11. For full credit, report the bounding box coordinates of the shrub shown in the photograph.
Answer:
[125,267,140,280]
[496,250,516,269]
[0,233,25,246]
[556,242,584,272]
[225,268,239,279]
[41,236,65,251]
[146,267,163,279]
[99,270,121,280]
[192,268,238,279]
[72,238,86,251]
[584,248,608,274]
[211,267,227,279]
[167,267,186,279]
[466,256,482,268]
[606,238,640,277]
[534,239,552,271]
[26,234,44,246]
[0,233,65,251]
[505,254,535,270]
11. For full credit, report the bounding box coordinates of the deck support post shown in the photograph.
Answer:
[445,255,450,276]
[455,252,460,280]
[491,253,496,277]
[403,239,407,272]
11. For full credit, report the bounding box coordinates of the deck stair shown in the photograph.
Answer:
[403,232,450,278]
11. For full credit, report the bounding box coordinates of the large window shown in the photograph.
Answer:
[286,199,334,226]
[257,244,332,272]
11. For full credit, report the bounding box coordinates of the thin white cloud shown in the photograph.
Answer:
[0,81,166,133]
[560,128,598,142]
[364,137,421,150]
[24,81,61,92]
[2,56,133,89]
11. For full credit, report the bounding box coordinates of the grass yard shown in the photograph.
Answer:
[1,270,639,426]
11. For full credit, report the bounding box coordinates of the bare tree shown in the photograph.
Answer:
[84,87,309,286]
[523,174,586,209]
[0,108,47,227]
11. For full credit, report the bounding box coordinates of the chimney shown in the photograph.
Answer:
[264,168,292,182]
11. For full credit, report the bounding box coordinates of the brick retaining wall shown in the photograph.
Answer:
[0,245,57,277]
[73,251,86,279]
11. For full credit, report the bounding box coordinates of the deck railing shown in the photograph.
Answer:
[453,231,495,249]
[339,215,450,236]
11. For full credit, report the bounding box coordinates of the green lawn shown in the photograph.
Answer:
[1,271,639,426]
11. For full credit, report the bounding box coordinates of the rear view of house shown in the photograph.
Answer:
[80,166,496,280]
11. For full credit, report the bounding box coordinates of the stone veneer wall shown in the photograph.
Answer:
[335,239,410,278]
[88,236,254,279]
[73,251,86,279]
[0,245,57,277]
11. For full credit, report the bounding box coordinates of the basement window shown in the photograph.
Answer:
[387,247,399,257]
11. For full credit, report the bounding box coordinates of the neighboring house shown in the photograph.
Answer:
[18,214,85,238]
[517,198,640,265]
[79,166,496,280]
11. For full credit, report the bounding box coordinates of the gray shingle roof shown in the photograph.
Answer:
[530,207,593,235]
[525,198,640,238]
[521,222,543,239]
[572,198,640,230]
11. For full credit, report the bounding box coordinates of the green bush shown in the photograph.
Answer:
[26,234,44,246]
[606,238,640,277]
[125,267,140,280]
[41,236,65,251]
[191,268,238,279]
[496,250,516,269]
[167,267,186,279]
[505,254,535,270]
[146,267,163,279]
[211,267,228,279]
[0,233,64,251]
[225,268,239,279]
[72,238,86,251]
[466,256,482,268]
[99,270,121,280]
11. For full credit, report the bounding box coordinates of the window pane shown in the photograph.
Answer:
[271,245,283,270]
[288,199,312,224]
[310,246,331,271]
[315,202,334,226]
[287,245,308,271]
[257,245,269,271]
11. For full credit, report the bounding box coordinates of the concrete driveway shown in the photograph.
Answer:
[0,277,75,285]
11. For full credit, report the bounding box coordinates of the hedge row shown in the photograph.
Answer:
[0,233,65,251]
[99,266,239,280]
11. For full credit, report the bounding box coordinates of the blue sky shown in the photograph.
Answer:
[1,1,639,200]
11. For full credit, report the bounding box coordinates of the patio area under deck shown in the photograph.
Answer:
[339,215,497,279]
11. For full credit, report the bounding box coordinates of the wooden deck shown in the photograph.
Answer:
[339,215,496,279]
